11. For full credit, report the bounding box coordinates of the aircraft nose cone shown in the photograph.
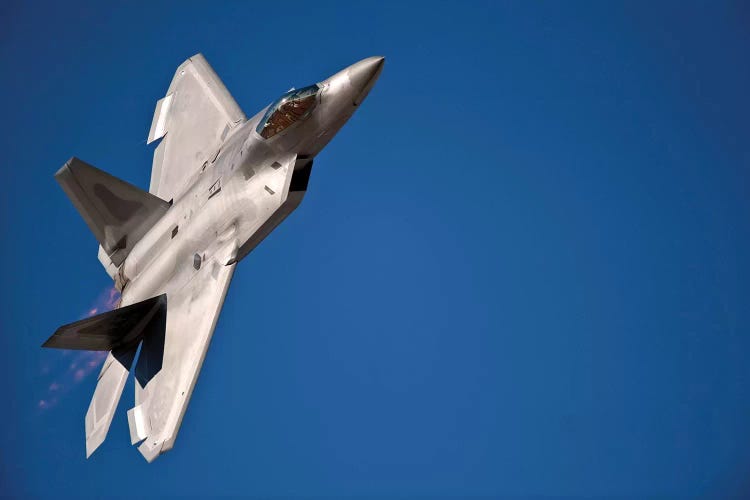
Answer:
[348,56,385,105]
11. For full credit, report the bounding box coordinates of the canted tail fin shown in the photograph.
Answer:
[42,294,166,352]
[43,295,168,458]
[55,157,170,266]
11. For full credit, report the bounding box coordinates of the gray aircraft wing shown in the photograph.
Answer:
[128,244,236,462]
[147,53,246,202]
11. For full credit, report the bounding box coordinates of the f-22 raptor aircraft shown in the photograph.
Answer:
[42,54,384,462]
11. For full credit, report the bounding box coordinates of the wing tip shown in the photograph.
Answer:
[138,439,165,463]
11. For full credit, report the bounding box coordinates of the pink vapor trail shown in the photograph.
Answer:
[38,286,120,412]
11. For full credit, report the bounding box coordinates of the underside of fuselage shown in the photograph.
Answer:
[43,53,384,462]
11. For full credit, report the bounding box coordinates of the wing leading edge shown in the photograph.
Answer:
[148,53,246,202]
[128,247,236,461]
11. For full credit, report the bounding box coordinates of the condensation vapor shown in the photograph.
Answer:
[38,287,120,412]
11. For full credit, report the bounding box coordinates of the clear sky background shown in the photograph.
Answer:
[1,1,749,497]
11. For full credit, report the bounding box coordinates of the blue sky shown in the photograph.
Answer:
[1,1,749,497]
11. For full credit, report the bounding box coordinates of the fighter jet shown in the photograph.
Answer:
[42,54,384,462]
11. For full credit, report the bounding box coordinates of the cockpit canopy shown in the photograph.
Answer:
[256,84,320,139]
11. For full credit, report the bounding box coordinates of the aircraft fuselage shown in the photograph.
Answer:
[118,57,384,308]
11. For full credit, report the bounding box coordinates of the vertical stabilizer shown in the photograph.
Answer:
[55,157,170,266]
[43,295,168,457]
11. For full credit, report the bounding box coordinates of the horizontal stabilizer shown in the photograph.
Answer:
[43,295,167,351]
[56,157,170,266]
[85,348,136,458]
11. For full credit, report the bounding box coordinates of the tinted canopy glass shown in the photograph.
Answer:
[256,85,320,139]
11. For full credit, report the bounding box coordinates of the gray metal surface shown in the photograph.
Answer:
[43,294,165,351]
[55,158,171,266]
[44,54,384,462]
